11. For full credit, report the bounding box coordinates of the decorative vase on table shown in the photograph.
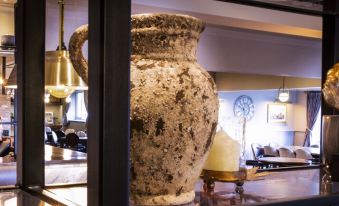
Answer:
[68,13,219,205]
[323,63,339,110]
[322,64,339,182]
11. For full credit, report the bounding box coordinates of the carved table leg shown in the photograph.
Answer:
[235,181,244,194]
[203,178,215,192]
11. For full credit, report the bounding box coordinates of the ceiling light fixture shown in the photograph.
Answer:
[44,93,50,103]
[45,0,87,99]
[278,76,289,102]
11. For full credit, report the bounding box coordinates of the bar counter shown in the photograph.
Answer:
[0,145,87,186]
[2,168,339,205]
[192,168,339,205]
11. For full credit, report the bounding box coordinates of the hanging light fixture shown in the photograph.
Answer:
[45,0,87,99]
[44,93,51,103]
[278,76,289,103]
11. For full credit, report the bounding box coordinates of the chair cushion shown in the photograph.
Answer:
[264,146,279,157]
[295,149,313,160]
[65,129,75,135]
[278,147,295,158]
[77,131,87,137]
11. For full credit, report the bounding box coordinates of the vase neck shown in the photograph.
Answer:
[131,14,204,62]
[131,31,200,62]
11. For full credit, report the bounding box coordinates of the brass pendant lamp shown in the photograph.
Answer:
[45,0,87,99]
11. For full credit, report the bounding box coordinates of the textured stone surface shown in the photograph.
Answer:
[68,13,219,205]
[69,24,88,85]
[68,25,89,126]
[130,14,219,205]
[323,63,339,110]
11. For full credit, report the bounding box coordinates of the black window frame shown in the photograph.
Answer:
[13,0,339,205]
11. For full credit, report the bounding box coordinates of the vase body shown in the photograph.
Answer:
[130,14,219,205]
[323,63,339,109]
[322,115,339,181]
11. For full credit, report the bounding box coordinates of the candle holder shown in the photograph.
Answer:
[200,168,247,194]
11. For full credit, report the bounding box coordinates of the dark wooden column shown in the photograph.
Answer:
[88,0,131,205]
[322,0,339,115]
[15,0,45,188]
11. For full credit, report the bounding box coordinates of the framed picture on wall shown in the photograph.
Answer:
[267,103,287,123]
[45,112,54,125]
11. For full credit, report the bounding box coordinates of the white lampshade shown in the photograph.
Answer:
[277,76,289,103]
[278,91,289,102]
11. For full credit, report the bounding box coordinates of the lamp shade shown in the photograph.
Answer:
[45,50,87,98]
[278,91,289,102]
[5,64,17,89]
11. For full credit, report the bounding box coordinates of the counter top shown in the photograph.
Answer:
[0,145,87,186]
[192,168,339,205]
[44,144,87,163]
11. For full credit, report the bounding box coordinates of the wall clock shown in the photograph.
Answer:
[233,95,254,121]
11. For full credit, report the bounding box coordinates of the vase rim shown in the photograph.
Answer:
[131,13,205,34]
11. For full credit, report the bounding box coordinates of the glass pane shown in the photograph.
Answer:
[44,0,88,188]
[75,92,88,121]
[0,2,16,187]
[130,1,323,204]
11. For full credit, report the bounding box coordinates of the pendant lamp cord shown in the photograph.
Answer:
[57,0,66,51]
[282,76,285,90]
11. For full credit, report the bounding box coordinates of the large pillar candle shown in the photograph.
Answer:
[203,129,240,172]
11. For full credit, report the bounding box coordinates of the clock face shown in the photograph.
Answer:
[233,95,254,121]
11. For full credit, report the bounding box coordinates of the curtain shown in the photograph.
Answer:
[62,98,71,127]
[304,91,321,146]
[84,91,88,112]
[84,91,88,130]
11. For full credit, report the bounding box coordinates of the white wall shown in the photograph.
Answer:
[0,5,15,78]
[0,2,88,53]
[218,90,307,159]
[0,6,14,37]
[197,27,321,78]
[45,105,63,125]
[46,0,88,55]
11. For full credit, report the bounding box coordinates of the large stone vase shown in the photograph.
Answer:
[68,13,219,205]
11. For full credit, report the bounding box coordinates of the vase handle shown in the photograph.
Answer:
[69,24,89,85]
